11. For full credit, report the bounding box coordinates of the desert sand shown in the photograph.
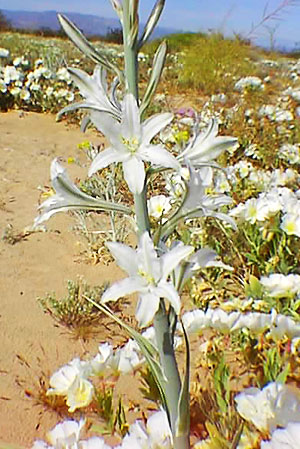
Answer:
[0,111,126,447]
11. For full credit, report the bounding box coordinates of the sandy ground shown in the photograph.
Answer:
[0,111,128,447]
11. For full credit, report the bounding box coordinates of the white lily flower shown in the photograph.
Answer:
[177,119,238,166]
[180,164,236,229]
[102,232,194,327]
[58,65,121,120]
[89,94,180,194]
[261,422,300,449]
[34,159,130,227]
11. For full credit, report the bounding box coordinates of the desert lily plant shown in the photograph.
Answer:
[34,1,237,447]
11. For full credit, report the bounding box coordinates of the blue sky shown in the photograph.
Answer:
[1,0,300,49]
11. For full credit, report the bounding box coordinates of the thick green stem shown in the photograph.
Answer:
[153,302,182,436]
[122,0,150,235]
[134,186,150,236]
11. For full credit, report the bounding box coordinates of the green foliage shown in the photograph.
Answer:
[171,33,260,94]
[212,355,231,414]
[145,32,204,54]
[93,385,128,436]
[37,278,108,334]
[261,347,290,386]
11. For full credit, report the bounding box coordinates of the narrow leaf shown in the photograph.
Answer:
[175,320,190,437]
[58,14,122,79]
[140,41,167,118]
[139,0,165,47]
[230,422,244,449]
[57,102,121,121]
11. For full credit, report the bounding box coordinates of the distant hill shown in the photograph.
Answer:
[2,9,179,39]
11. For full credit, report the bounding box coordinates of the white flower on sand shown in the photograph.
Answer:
[177,119,238,166]
[235,382,300,433]
[261,422,300,449]
[116,409,172,449]
[148,195,172,219]
[89,93,180,194]
[90,342,113,375]
[102,232,194,327]
[47,358,94,412]
[109,339,143,374]
[32,419,110,449]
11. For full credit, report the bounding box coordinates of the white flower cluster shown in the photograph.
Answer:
[234,76,264,92]
[278,143,300,165]
[215,161,298,194]
[230,187,300,237]
[259,104,294,122]
[32,410,172,449]
[46,327,170,412]
[0,56,75,110]
[45,304,300,415]
[182,307,300,343]
[260,273,300,298]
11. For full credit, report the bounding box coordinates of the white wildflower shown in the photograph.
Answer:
[102,232,193,327]
[281,213,300,237]
[235,382,300,433]
[261,422,300,449]
[89,94,179,194]
[148,195,172,219]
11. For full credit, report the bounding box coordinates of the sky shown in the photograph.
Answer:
[0,0,300,50]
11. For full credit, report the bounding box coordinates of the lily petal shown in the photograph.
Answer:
[102,276,145,303]
[155,281,181,314]
[142,112,173,144]
[142,144,180,170]
[137,232,160,282]
[34,159,130,226]
[161,243,194,279]
[121,94,141,140]
[88,147,128,176]
[123,156,145,194]
[136,292,160,327]
[90,111,121,148]
[106,241,138,276]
